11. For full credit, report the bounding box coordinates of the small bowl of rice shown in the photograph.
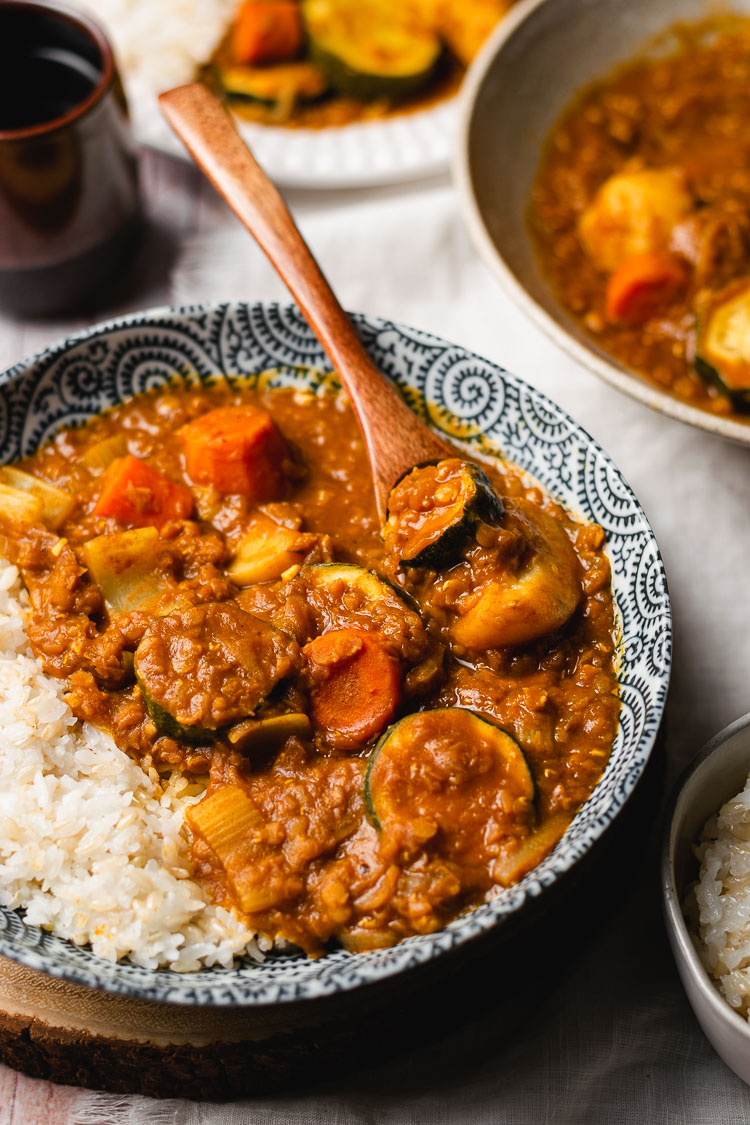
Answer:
[663,712,750,1084]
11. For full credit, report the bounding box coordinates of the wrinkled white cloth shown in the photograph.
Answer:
[6,164,750,1123]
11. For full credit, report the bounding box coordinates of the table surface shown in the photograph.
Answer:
[3,148,750,1125]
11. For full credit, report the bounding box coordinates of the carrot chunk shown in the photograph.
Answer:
[605,251,690,325]
[231,1,303,65]
[303,628,402,747]
[178,405,288,500]
[92,455,194,529]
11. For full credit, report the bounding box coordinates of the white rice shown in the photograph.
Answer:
[691,775,750,1016]
[79,0,234,95]
[0,561,266,971]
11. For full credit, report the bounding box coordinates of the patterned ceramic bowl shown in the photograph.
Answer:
[0,302,670,1006]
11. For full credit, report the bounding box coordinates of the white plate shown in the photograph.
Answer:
[130,73,459,188]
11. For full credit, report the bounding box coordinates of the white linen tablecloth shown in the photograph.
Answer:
[3,153,750,1124]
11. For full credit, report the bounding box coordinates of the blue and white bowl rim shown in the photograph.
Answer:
[0,301,671,1007]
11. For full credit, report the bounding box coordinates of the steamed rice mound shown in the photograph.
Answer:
[692,777,750,1016]
[0,561,265,971]
[79,0,235,94]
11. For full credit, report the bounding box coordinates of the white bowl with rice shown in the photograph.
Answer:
[663,712,750,1084]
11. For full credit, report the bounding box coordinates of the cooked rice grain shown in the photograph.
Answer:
[79,0,235,94]
[692,776,750,1016]
[0,562,264,971]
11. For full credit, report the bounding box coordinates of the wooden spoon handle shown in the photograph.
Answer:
[159,82,451,519]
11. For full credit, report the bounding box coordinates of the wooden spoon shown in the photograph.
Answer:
[159,82,453,522]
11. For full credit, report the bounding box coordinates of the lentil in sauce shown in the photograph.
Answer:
[0,378,618,955]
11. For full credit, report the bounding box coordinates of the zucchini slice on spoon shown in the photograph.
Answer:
[695,278,750,407]
[301,0,442,103]
[383,458,504,568]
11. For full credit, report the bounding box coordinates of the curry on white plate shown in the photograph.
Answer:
[85,0,515,185]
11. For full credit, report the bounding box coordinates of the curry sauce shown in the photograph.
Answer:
[530,19,750,417]
[0,380,618,955]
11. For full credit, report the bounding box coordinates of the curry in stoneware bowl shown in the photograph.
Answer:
[530,15,750,424]
[0,304,669,1005]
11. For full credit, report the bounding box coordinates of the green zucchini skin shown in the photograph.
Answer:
[385,460,504,569]
[695,354,750,411]
[364,731,386,831]
[215,61,329,106]
[307,41,440,103]
[300,562,420,614]
[138,680,217,745]
[134,602,299,745]
[301,0,442,103]
[364,708,533,833]
[695,279,750,409]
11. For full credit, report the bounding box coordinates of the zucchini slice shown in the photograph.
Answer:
[135,602,299,744]
[294,562,428,663]
[384,458,504,568]
[301,0,442,103]
[300,562,413,608]
[364,708,535,864]
[696,279,750,406]
[216,61,329,106]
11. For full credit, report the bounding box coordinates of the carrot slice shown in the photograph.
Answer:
[92,455,194,529]
[605,251,690,325]
[178,405,288,500]
[231,1,303,65]
[303,628,402,747]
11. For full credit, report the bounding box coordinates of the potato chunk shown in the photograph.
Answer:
[578,168,692,272]
[228,515,317,586]
[451,500,582,649]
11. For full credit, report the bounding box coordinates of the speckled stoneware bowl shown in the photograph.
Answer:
[663,713,750,1084]
[0,301,670,1006]
[455,0,750,446]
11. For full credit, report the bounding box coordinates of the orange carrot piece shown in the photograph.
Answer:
[231,1,303,65]
[178,405,288,500]
[92,455,194,529]
[605,251,690,326]
[303,629,402,746]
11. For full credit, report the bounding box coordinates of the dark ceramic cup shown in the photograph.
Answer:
[0,0,141,315]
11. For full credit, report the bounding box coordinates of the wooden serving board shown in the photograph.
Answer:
[0,736,665,1101]
[0,946,481,1100]
[0,954,380,1100]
